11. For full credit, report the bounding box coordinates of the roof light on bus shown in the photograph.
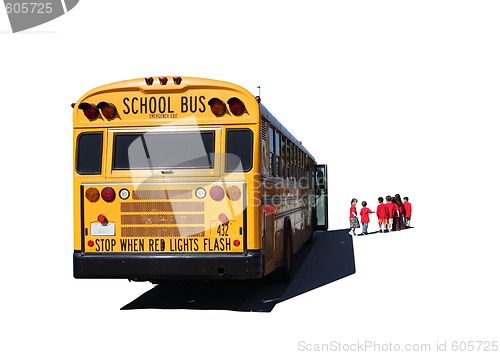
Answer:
[97,102,117,119]
[208,98,226,116]
[173,76,182,85]
[85,187,100,203]
[145,77,154,85]
[78,102,100,120]
[210,186,225,201]
[228,97,245,115]
[101,187,116,202]
[159,76,168,85]
[226,186,241,201]
[97,214,108,224]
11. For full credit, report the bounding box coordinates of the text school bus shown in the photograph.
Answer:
[73,76,328,282]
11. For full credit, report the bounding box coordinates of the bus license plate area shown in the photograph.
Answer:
[90,222,116,236]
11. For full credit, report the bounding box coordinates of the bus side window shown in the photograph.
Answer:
[76,132,103,174]
[226,129,253,172]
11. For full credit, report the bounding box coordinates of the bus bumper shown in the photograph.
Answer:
[73,251,264,280]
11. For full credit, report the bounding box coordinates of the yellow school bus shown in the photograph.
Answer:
[73,76,328,282]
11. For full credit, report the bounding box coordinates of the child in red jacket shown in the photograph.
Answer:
[360,201,375,235]
[376,197,388,233]
[403,197,412,227]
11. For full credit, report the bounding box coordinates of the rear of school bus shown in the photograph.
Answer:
[73,76,262,281]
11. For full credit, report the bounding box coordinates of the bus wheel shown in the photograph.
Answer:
[278,223,293,283]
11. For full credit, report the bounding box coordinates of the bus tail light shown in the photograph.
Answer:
[97,214,108,224]
[226,186,241,201]
[101,187,116,202]
[228,97,245,115]
[78,103,99,120]
[210,186,225,201]
[208,98,226,116]
[233,240,240,247]
[85,187,100,202]
[97,102,117,119]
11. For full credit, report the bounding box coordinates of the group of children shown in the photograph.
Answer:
[349,194,412,236]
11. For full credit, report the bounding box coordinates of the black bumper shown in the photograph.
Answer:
[73,251,264,281]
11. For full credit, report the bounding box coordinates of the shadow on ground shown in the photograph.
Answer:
[121,229,356,312]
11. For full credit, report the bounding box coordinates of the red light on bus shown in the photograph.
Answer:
[101,187,116,202]
[145,77,154,85]
[88,240,94,247]
[228,97,245,115]
[233,240,240,247]
[78,102,100,120]
[208,98,226,116]
[173,76,182,85]
[85,187,100,203]
[159,76,168,85]
[226,186,241,201]
[218,213,229,224]
[255,96,261,103]
[97,102,117,119]
[97,214,108,224]
[210,186,225,201]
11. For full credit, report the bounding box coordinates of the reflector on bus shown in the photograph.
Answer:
[208,98,226,116]
[228,97,245,115]
[78,102,100,120]
[97,102,117,119]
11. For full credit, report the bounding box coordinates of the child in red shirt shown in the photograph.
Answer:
[360,201,375,235]
[349,198,359,236]
[385,195,394,232]
[376,197,388,233]
[403,197,412,227]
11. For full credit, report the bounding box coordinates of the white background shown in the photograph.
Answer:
[1,1,499,354]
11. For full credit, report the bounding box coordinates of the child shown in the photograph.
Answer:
[385,195,394,232]
[349,198,359,236]
[360,201,375,235]
[403,197,412,227]
[376,197,388,233]
[391,196,400,231]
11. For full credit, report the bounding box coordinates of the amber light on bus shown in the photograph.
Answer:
[97,102,117,119]
[228,97,245,115]
[78,103,99,120]
[208,98,226,116]
[101,187,116,202]
[226,186,241,201]
[85,187,100,202]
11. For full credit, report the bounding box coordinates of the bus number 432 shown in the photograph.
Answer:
[217,224,229,236]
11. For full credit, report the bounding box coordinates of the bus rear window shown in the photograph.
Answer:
[226,129,253,172]
[113,131,215,170]
[76,132,103,174]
